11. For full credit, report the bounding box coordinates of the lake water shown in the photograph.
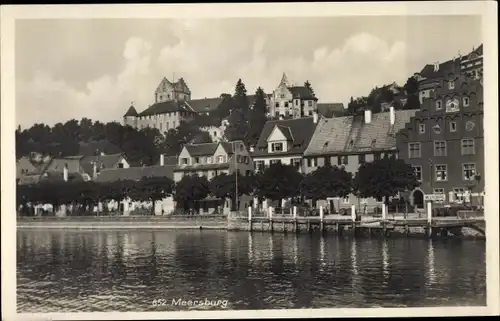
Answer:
[16,229,486,312]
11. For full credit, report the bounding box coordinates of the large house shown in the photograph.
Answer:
[269,73,318,119]
[303,108,417,212]
[173,141,254,213]
[396,72,484,208]
[251,114,319,174]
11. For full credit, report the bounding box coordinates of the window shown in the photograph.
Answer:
[275,103,279,108]
[194,157,200,164]
[448,80,455,89]
[450,122,457,132]
[358,154,366,164]
[307,158,317,167]
[206,157,213,164]
[213,131,217,137]
[463,97,470,107]
[181,158,189,165]
[284,102,289,108]
[453,188,466,203]
[342,196,350,204]
[255,160,265,172]
[435,165,448,181]
[419,123,425,134]
[463,163,476,181]
[337,155,348,166]
[217,155,225,163]
[434,141,447,156]
[461,138,475,155]
[412,165,423,182]
[324,156,331,166]
[270,159,281,165]
[292,158,302,171]
[118,163,124,169]
[308,111,313,116]
[275,112,279,117]
[280,94,285,99]
[433,188,445,203]
[308,101,312,106]
[436,100,443,110]
[271,142,283,152]
[374,152,381,161]
[408,143,421,158]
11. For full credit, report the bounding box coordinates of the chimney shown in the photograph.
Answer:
[160,154,165,166]
[434,62,439,72]
[364,109,372,124]
[249,146,255,153]
[313,111,319,124]
[389,106,395,125]
[63,164,68,182]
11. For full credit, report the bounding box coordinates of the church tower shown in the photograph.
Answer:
[123,102,139,128]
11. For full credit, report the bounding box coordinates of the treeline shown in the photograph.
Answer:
[17,157,419,216]
[346,76,421,116]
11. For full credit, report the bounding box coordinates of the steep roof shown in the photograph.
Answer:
[40,171,85,183]
[288,86,317,100]
[317,103,346,118]
[185,142,219,157]
[186,97,224,113]
[139,101,192,117]
[80,154,124,176]
[95,165,175,182]
[304,110,417,156]
[276,125,294,141]
[124,105,139,117]
[419,59,461,80]
[174,78,191,94]
[252,117,317,157]
[155,155,179,166]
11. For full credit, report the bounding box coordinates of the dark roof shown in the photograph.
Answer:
[304,110,417,156]
[41,171,85,183]
[419,59,461,80]
[252,117,317,157]
[173,162,230,172]
[95,165,175,182]
[80,154,124,176]
[124,105,139,117]
[186,97,224,113]
[78,140,122,157]
[139,101,192,116]
[155,155,179,166]
[276,125,294,141]
[287,86,317,100]
[174,78,191,94]
[185,142,219,157]
[317,103,346,118]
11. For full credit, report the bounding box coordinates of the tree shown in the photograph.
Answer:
[354,157,420,205]
[174,174,210,213]
[301,164,353,208]
[403,94,421,110]
[224,108,250,142]
[254,163,304,206]
[233,79,249,111]
[304,80,315,97]
[403,76,420,110]
[347,96,368,116]
[162,120,209,156]
[247,87,268,146]
[209,172,256,211]
[135,176,174,215]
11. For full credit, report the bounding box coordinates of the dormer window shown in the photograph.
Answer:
[463,97,470,107]
[181,158,189,165]
[217,155,225,163]
[206,157,213,164]
[436,100,443,110]
[448,80,455,90]
[271,142,283,152]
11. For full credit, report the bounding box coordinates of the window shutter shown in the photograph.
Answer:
[448,191,455,203]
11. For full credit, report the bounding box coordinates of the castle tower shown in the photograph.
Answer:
[123,102,139,128]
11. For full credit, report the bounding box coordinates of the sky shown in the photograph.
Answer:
[15,16,481,129]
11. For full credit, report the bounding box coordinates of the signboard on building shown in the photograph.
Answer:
[424,194,446,202]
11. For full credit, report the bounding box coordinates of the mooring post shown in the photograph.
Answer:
[269,206,274,232]
[248,206,253,232]
[319,206,324,233]
[382,203,387,236]
[351,204,356,235]
[426,201,433,238]
[293,206,298,232]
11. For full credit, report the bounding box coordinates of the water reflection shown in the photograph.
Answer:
[17,230,486,312]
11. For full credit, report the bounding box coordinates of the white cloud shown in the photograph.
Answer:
[16,27,422,129]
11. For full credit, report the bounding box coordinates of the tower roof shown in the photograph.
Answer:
[123,105,139,117]
[280,72,290,87]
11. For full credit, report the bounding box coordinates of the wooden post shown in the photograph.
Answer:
[293,206,298,232]
[426,201,433,238]
[382,203,387,236]
[248,206,253,232]
[351,204,356,235]
[269,206,274,232]
[319,206,324,232]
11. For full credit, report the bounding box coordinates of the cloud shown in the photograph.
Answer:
[15,20,456,129]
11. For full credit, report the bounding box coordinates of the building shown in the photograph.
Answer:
[303,108,417,212]
[173,141,254,213]
[122,77,226,132]
[317,103,346,118]
[269,73,318,119]
[395,72,484,208]
[251,115,319,174]
[16,154,52,185]
[95,158,176,216]
[414,44,483,104]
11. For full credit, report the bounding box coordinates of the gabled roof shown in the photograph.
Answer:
[252,117,317,157]
[174,78,191,94]
[185,142,219,157]
[80,153,125,176]
[275,125,294,141]
[287,86,316,100]
[419,59,461,80]
[186,97,224,113]
[124,105,139,117]
[139,101,192,117]
[95,165,175,182]
[317,103,346,118]
[304,110,418,156]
